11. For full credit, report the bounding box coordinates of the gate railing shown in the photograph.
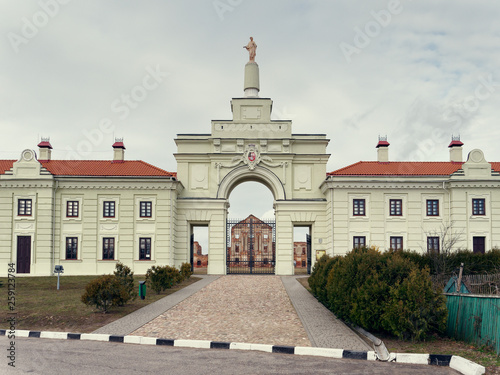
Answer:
[226,217,276,274]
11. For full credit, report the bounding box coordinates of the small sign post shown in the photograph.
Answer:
[54,265,64,290]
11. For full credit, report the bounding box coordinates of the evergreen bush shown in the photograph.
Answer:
[321,247,446,340]
[113,262,136,303]
[382,267,447,341]
[180,262,193,281]
[308,254,340,304]
[145,265,182,294]
[81,275,129,313]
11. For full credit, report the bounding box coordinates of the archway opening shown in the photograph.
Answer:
[191,225,208,274]
[226,181,275,274]
[293,226,311,274]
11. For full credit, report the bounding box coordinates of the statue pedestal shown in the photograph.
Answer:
[244,62,260,97]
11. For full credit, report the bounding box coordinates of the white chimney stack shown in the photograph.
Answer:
[112,138,125,162]
[376,135,390,162]
[448,135,463,163]
[37,137,52,161]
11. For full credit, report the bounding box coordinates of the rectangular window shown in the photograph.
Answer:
[353,199,366,216]
[353,236,366,249]
[66,237,78,260]
[389,199,402,216]
[426,200,439,216]
[140,201,152,218]
[103,201,115,218]
[139,237,151,260]
[427,236,440,253]
[472,198,485,216]
[18,199,32,216]
[473,237,485,254]
[235,243,239,253]
[66,201,79,217]
[102,238,115,260]
[390,236,403,250]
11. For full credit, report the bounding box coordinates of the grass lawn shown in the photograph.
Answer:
[296,276,499,375]
[0,275,200,333]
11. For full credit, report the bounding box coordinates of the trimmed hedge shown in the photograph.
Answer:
[398,248,500,275]
[309,247,447,341]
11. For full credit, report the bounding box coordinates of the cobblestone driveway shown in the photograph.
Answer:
[132,275,311,347]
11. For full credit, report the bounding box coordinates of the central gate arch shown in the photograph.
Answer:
[217,165,286,200]
[174,59,330,275]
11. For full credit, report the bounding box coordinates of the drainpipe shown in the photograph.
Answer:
[169,185,174,267]
[330,184,334,256]
[442,180,452,230]
[51,180,58,275]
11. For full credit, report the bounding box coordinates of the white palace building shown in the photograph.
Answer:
[1,59,499,277]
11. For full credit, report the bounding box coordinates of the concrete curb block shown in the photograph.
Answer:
[0,329,485,374]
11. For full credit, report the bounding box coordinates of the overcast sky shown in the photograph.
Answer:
[2,1,500,225]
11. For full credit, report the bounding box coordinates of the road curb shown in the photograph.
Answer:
[0,329,485,375]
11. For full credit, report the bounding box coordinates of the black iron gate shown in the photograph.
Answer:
[226,216,275,274]
[306,234,312,274]
[190,233,194,272]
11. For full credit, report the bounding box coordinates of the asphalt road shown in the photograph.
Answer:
[2,337,459,375]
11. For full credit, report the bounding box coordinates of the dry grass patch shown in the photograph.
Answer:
[0,275,200,333]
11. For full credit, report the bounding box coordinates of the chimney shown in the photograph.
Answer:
[112,138,125,162]
[376,135,390,162]
[448,135,463,163]
[37,137,53,161]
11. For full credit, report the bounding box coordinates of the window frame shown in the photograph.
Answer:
[65,237,78,260]
[472,236,486,254]
[66,201,79,218]
[17,198,33,216]
[390,236,403,250]
[389,199,403,216]
[102,237,115,260]
[426,199,439,217]
[427,236,440,253]
[353,199,366,216]
[139,237,152,260]
[103,201,116,218]
[139,201,152,218]
[353,236,366,249]
[472,198,486,216]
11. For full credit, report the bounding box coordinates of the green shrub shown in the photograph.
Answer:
[113,262,136,303]
[309,254,335,303]
[399,248,500,276]
[145,265,182,294]
[323,247,447,340]
[180,262,193,281]
[81,275,129,313]
[382,267,447,341]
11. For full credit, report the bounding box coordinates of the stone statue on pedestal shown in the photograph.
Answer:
[243,37,257,62]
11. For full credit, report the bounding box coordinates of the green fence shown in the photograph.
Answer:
[444,293,500,355]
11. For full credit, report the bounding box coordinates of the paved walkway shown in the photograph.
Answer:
[282,276,370,350]
[95,275,370,351]
[93,275,219,336]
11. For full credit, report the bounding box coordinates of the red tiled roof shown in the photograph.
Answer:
[0,160,176,177]
[0,160,15,174]
[327,161,464,176]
